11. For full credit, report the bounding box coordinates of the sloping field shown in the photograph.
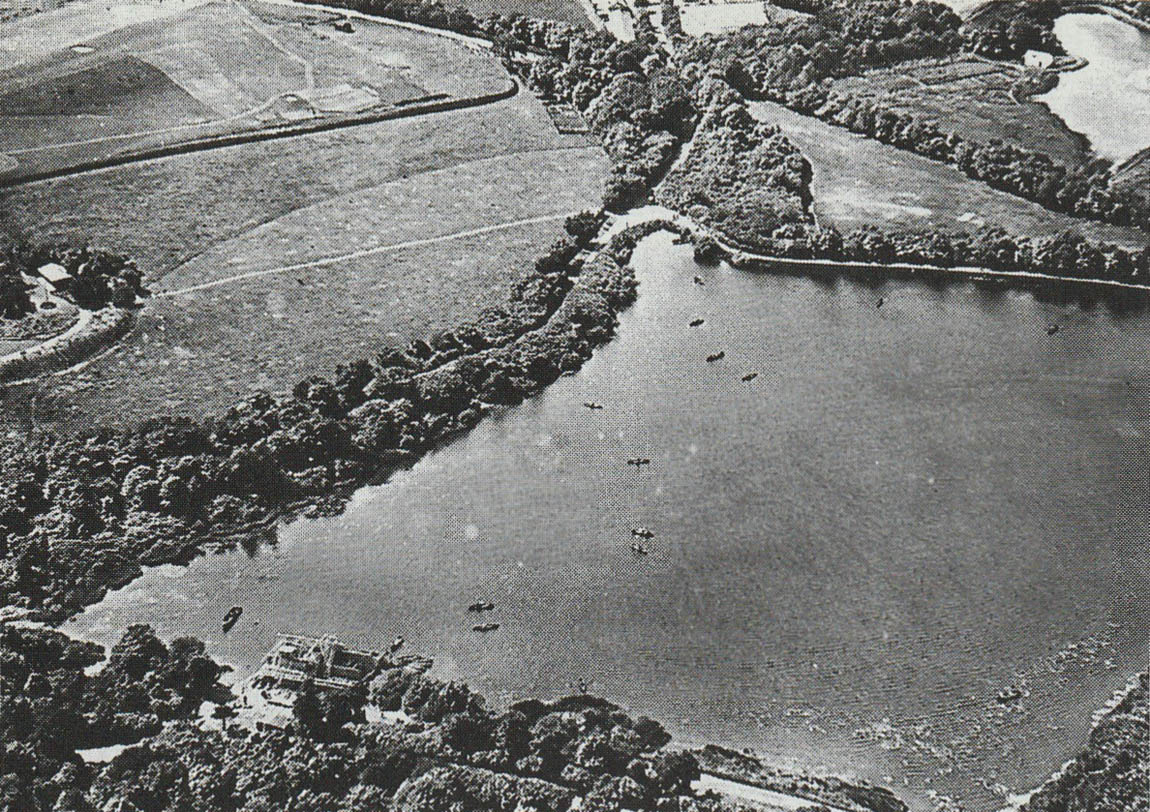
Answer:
[751,101,1149,249]
[831,57,1091,167]
[0,77,608,429]
[0,149,607,429]
[0,0,506,181]
[1,92,591,276]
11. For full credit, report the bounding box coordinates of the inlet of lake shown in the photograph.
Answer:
[1039,12,1150,162]
[67,232,1149,812]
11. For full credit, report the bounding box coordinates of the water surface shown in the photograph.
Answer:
[68,234,1150,811]
[1039,13,1150,162]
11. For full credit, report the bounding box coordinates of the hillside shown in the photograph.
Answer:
[1113,146,1150,199]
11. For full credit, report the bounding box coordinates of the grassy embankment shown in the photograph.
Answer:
[751,100,1148,248]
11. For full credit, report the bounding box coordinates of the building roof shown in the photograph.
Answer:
[37,263,71,283]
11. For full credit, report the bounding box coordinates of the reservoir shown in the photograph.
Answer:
[67,233,1150,812]
[1039,13,1150,162]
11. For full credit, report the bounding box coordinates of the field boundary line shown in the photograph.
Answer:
[157,212,576,296]
[0,81,517,188]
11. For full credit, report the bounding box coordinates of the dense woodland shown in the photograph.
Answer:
[0,623,726,812]
[657,80,813,241]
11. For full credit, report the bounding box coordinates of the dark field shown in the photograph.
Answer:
[448,0,592,26]
[831,56,1091,168]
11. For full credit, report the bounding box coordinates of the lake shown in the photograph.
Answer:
[66,233,1150,812]
[1039,13,1150,162]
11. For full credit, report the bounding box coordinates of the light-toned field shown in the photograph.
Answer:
[831,57,1091,168]
[0,0,507,180]
[752,100,1149,249]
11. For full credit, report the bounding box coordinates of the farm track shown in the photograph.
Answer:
[157,212,576,296]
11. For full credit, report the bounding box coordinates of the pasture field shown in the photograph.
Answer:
[752,100,1149,249]
[0,75,608,429]
[1,92,593,277]
[0,212,601,430]
[830,57,1092,168]
[0,0,508,182]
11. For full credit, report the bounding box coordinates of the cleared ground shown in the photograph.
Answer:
[830,56,1091,168]
[0,0,507,181]
[752,100,1149,249]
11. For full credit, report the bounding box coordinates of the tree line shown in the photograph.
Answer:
[679,1,1149,233]
[0,215,658,624]
[0,622,719,812]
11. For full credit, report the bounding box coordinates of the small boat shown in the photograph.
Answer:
[630,542,650,555]
[472,622,500,633]
[706,351,725,362]
[583,402,604,410]
[995,686,1025,705]
[689,318,705,327]
[631,527,655,539]
[741,372,758,382]
[467,601,496,612]
[626,457,651,468]
[390,636,405,654]
[222,606,243,632]
[1046,324,1060,336]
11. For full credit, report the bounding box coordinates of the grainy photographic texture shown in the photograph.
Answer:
[0,0,1146,811]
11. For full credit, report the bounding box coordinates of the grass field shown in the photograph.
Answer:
[831,56,1092,168]
[0,72,608,430]
[752,100,1149,249]
[0,0,507,181]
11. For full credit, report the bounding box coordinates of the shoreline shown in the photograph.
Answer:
[614,205,1150,300]
[3,217,655,626]
[992,673,1149,812]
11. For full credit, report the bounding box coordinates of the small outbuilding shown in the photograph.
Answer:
[36,263,72,292]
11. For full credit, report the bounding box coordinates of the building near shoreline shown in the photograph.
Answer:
[248,633,384,694]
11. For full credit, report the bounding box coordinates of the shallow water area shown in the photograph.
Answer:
[68,233,1150,812]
